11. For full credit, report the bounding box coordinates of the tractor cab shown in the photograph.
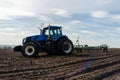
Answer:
[42,26,62,41]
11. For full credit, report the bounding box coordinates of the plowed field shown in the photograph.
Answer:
[0,49,120,80]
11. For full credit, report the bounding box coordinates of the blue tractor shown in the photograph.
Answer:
[14,25,73,57]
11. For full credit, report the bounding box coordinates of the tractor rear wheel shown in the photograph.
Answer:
[22,42,39,57]
[57,38,73,55]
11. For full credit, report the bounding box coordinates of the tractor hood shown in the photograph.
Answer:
[22,35,47,44]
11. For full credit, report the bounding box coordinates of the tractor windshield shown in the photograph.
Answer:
[43,26,62,40]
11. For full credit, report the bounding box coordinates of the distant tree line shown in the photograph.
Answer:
[0,46,12,50]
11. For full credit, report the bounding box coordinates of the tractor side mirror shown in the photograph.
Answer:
[40,29,43,35]
[38,27,43,35]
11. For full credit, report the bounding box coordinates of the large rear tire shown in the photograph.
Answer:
[57,38,73,55]
[22,42,39,57]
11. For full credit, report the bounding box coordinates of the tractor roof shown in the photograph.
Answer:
[44,26,61,30]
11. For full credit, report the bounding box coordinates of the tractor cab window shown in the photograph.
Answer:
[44,29,49,36]
[43,27,62,40]
[49,28,62,40]
[50,30,54,35]
[50,28,62,36]
[54,29,60,35]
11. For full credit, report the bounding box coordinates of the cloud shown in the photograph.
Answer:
[0,27,30,35]
[0,0,116,20]
[95,0,113,5]
[0,27,15,32]
[91,10,120,24]
[0,27,36,45]
[112,15,120,20]
[38,16,53,23]
[0,0,120,47]
[70,20,82,24]
[0,7,35,20]
[0,0,37,20]
[52,8,71,17]
[81,30,97,35]
[116,27,120,31]
[91,11,108,18]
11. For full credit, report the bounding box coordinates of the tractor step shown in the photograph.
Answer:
[49,43,56,53]
[45,42,56,54]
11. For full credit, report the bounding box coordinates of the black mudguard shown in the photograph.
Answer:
[13,45,23,52]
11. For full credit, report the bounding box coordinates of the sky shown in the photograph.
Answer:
[0,0,120,48]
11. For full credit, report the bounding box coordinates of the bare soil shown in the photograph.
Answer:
[0,48,120,80]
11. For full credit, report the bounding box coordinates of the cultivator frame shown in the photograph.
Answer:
[74,38,108,53]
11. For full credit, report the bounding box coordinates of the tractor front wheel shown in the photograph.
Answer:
[22,43,39,57]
